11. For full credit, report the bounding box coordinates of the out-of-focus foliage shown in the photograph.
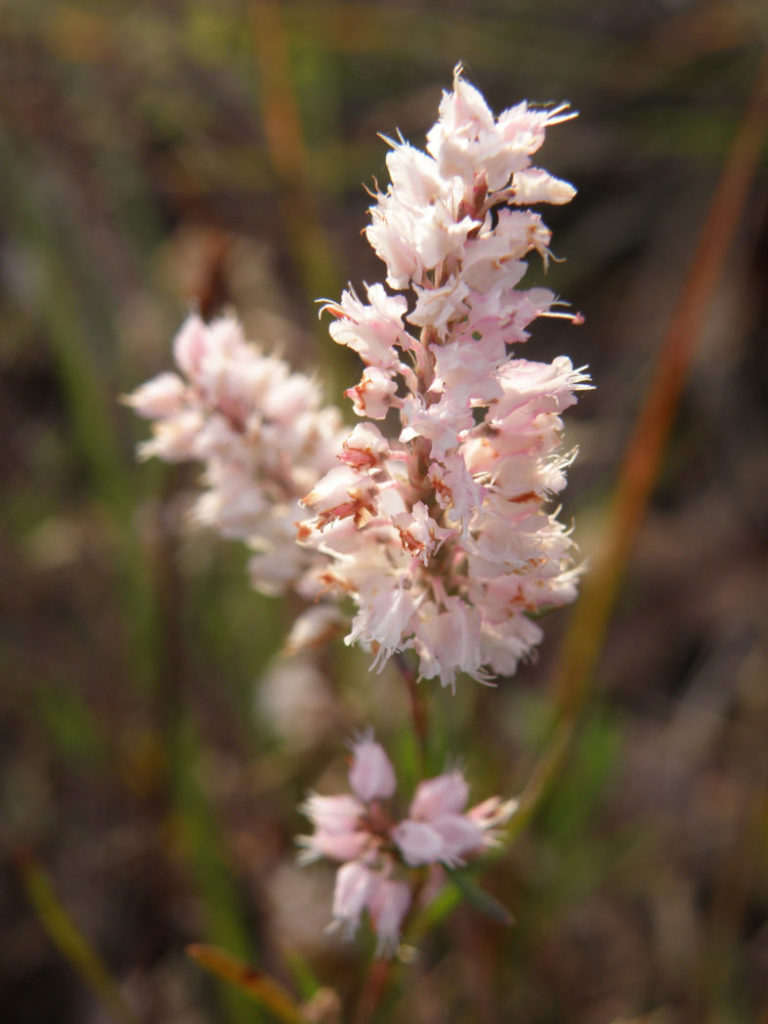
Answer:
[2,2,767,1022]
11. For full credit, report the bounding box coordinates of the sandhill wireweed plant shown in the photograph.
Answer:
[129,63,588,1004]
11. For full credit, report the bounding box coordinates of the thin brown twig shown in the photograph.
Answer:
[498,48,768,857]
[552,48,768,717]
[250,0,343,385]
[352,957,394,1024]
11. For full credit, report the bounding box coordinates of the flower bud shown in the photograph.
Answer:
[348,736,396,802]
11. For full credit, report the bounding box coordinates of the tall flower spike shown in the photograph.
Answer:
[299,65,591,687]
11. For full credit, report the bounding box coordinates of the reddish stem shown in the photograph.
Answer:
[393,651,429,770]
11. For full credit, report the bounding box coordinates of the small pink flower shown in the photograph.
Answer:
[172,314,209,377]
[428,814,484,866]
[324,284,407,371]
[368,876,412,956]
[348,735,397,802]
[124,372,186,419]
[344,366,398,419]
[310,830,371,864]
[511,166,575,205]
[302,466,373,520]
[331,862,376,939]
[409,770,469,820]
[391,819,445,867]
[298,793,370,865]
[338,423,390,471]
[299,733,514,954]
[392,763,487,868]
[303,794,364,835]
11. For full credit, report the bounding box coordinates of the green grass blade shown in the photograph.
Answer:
[17,850,140,1024]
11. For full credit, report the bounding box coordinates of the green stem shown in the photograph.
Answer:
[17,849,141,1024]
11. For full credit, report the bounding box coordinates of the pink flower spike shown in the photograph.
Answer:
[368,876,412,956]
[295,65,587,683]
[129,311,347,600]
[348,735,397,802]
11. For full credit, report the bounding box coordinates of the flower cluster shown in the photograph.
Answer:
[126,314,346,596]
[299,65,590,687]
[299,733,513,954]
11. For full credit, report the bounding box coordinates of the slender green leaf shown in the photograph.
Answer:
[18,850,140,1024]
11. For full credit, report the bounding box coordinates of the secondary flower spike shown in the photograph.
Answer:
[126,314,347,597]
[300,65,590,686]
[299,732,515,955]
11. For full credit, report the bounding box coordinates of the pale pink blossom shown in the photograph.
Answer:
[391,757,513,868]
[322,284,408,370]
[127,371,187,419]
[312,830,371,864]
[390,820,445,867]
[128,68,590,687]
[409,770,469,820]
[299,733,513,954]
[303,794,365,836]
[331,862,376,939]
[338,423,390,471]
[426,814,485,867]
[344,365,399,419]
[367,877,412,956]
[348,734,397,802]
[511,167,576,206]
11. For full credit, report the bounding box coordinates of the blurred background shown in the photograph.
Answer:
[2,1,768,1022]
